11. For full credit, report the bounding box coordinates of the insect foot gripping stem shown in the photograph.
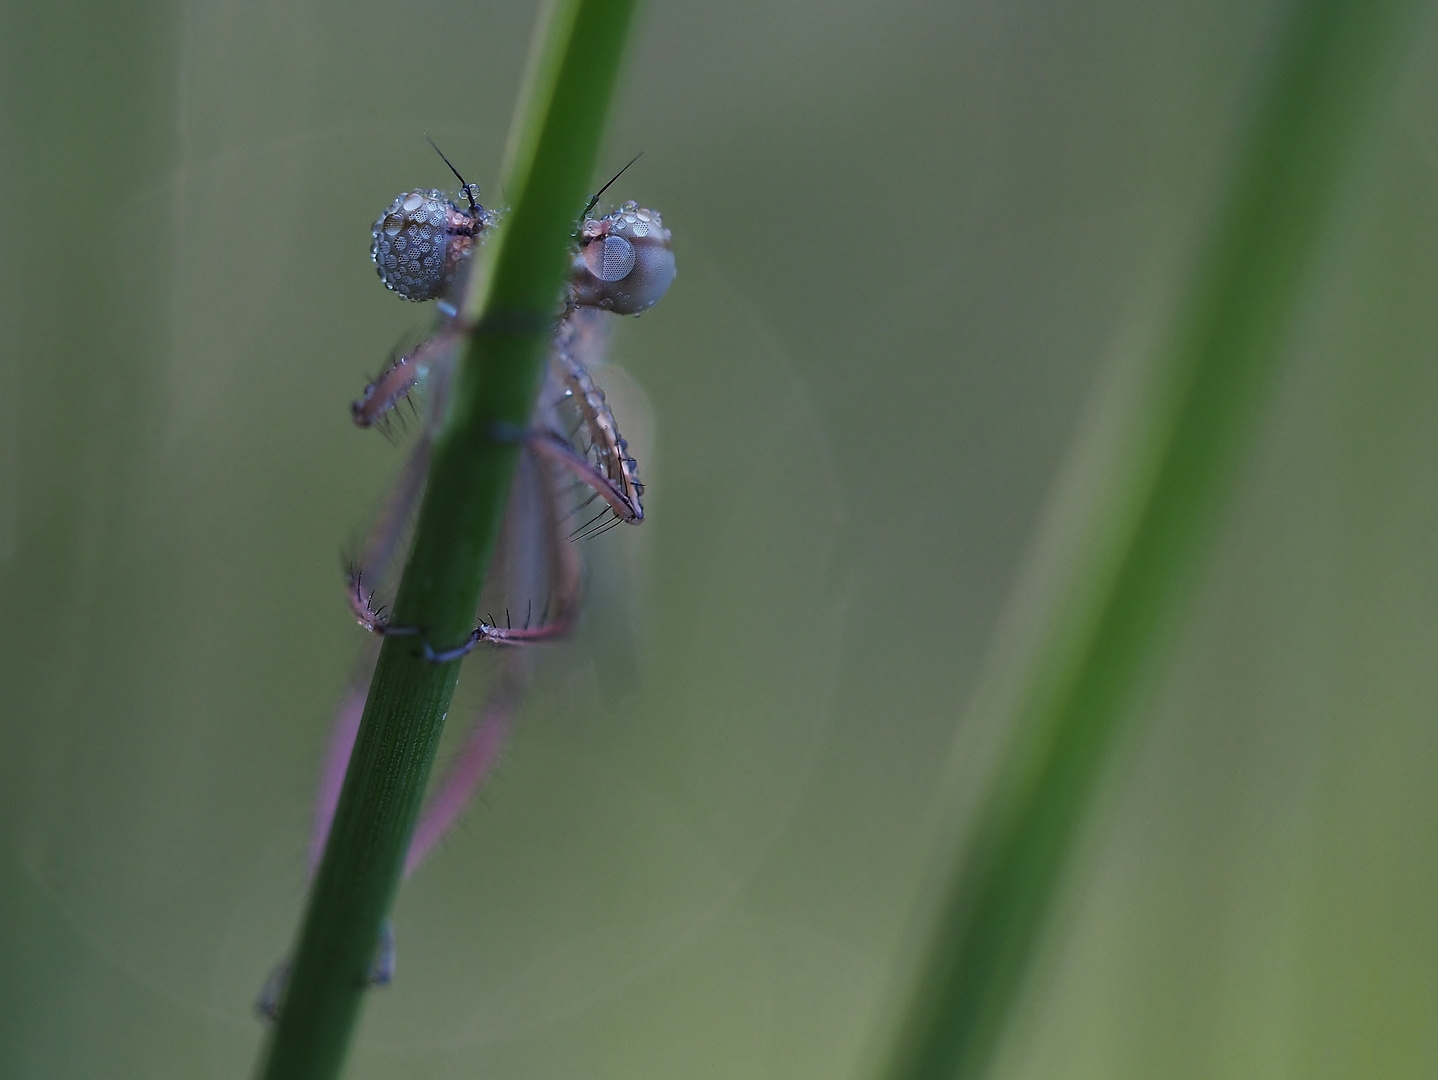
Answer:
[348,565,574,662]
[255,921,396,1023]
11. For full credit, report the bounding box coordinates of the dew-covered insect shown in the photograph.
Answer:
[369,138,497,305]
[258,149,674,1021]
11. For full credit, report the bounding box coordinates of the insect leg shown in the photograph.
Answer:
[346,439,431,635]
[524,430,643,523]
[307,665,373,877]
[351,326,461,429]
[403,651,530,874]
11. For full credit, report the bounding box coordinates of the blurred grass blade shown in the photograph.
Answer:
[879,2,1420,1079]
[256,1,638,1078]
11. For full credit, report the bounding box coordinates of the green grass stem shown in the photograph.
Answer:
[878,2,1420,1078]
[256,2,638,1077]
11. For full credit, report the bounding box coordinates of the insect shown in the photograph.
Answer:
[258,148,674,1019]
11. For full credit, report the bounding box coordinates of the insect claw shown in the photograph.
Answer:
[422,631,480,665]
[371,920,397,987]
[257,918,394,1024]
[255,960,289,1022]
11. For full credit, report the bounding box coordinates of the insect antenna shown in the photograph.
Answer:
[425,133,481,215]
[579,151,643,223]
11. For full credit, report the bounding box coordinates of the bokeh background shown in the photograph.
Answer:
[3,0,1437,1077]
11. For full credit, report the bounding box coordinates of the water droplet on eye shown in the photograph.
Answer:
[370,188,488,301]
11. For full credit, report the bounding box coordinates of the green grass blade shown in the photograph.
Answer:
[256,2,638,1077]
[879,2,1421,1079]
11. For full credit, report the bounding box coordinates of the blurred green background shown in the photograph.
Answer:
[2,1,1437,1077]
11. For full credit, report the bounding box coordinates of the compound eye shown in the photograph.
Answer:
[570,209,676,315]
[583,234,637,282]
[370,189,478,302]
[617,236,677,312]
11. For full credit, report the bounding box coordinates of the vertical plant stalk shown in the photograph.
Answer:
[880,2,1419,1079]
[258,2,638,1078]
